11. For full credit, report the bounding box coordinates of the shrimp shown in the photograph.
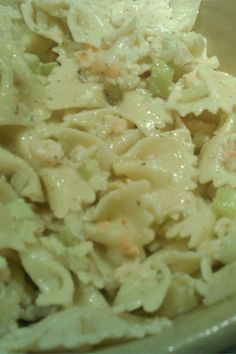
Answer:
[76,46,121,78]
[115,263,139,282]
[29,138,64,166]
[110,118,128,136]
[183,72,200,88]
[91,59,121,78]
[121,234,140,257]
[76,51,89,64]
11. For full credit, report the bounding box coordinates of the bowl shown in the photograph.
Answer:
[195,0,236,76]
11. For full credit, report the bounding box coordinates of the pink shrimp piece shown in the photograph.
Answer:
[29,138,64,166]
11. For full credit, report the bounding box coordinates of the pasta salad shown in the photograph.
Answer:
[0,0,236,352]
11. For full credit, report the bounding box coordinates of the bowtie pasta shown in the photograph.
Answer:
[0,0,236,352]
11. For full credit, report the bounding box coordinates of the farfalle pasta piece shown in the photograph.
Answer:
[168,64,236,117]
[199,261,236,306]
[40,166,95,218]
[21,0,66,44]
[118,90,173,136]
[108,129,142,155]
[67,0,115,48]
[113,262,171,313]
[166,197,216,248]
[167,0,201,32]
[111,0,200,34]
[0,283,21,338]
[0,178,18,204]
[75,283,110,308]
[158,273,200,317]
[32,124,115,174]
[160,31,207,69]
[0,146,45,202]
[113,128,196,222]
[20,245,74,306]
[0,306,170,352]
[48,81,107,111]
[199,113,236,187]
[70,0,201,93]
[173,31,206,62]
[0,260,34,338]
[214,221,236,265]
[199,217,236,266]
[27,0,69,20]
[68,247,118,290]
[64,107,142,155]
[0,257,10,285]
[0,199,40,251]
[0,41,21,126]
[41,233,117,291]
[0,18,50,127]
[85,180,154,256]
[14,123,114,172]
[64,107,121,138]
[47,51,107,110]
[55,127,102,154]
[4,124,65,171]
[148,249,201,275]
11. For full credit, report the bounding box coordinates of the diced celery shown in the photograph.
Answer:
[6,199,34,220]
[212,187,236,217]
[79,164,93,180]
[24,53,58,76]
[149,59,174,99]
[40,62,58,76]
[78,160,99,180]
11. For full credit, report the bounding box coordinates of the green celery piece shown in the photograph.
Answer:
[25,53,58,76]
[212,187,236,217]
[79,164,93,180]
[149,59,174,99]
[6,199,34,220]
[40,62,58,76]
